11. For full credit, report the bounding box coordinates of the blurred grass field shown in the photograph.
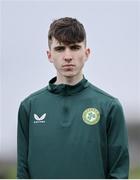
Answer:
[129,167,140,179]
[0,165,140,179]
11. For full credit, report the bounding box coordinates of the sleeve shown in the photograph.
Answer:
[107,99,129,179]
[17,102,30,178]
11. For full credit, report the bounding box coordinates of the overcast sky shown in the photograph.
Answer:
[0,0,140,160]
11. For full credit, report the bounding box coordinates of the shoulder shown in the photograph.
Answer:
[88,83,116,100]
[20,86,48,107]
[87,83,125,122]
[87,82,123,108]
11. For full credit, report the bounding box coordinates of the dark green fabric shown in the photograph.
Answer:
[17,76,129,179]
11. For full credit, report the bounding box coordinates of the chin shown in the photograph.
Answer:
[62,72,77,78]
[60,69,81,78]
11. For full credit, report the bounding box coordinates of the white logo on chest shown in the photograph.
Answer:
[34,113,46,123]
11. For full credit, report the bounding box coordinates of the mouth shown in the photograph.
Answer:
[62,64,75,67]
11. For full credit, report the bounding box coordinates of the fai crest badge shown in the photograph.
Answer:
[82,108,100,125]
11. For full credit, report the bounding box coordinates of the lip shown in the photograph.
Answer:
[62,64,75,67]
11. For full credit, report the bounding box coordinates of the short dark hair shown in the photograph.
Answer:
[48,17,86,49]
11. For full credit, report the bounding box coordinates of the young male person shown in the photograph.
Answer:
[17,17,129,179]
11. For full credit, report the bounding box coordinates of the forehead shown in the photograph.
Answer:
[50,37,85,48]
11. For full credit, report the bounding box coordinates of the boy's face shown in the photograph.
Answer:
[47,38,90,78]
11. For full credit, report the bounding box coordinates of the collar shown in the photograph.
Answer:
[47,76,89,96]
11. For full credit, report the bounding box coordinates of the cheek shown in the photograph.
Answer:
[51,54,60,62]
[52,56,62,68]
[51,53,58,60]
[77,53,86,64]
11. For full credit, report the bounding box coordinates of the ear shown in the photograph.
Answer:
[85,48,90,60]
[46,50,53,63]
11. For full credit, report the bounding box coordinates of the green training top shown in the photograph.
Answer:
[17,76,129,179]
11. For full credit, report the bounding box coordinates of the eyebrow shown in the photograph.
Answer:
[54,45,65,49]
[53,44,82,50]
[69,44,82,48]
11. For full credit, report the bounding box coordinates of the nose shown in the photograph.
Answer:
[63,49,72,62]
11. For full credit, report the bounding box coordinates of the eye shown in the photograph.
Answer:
[54,46,65,52]
[70,45,81,51]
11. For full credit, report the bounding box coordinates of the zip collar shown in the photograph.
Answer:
[47,76,89,96]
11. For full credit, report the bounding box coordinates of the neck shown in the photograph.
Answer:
[55,73,83,85]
